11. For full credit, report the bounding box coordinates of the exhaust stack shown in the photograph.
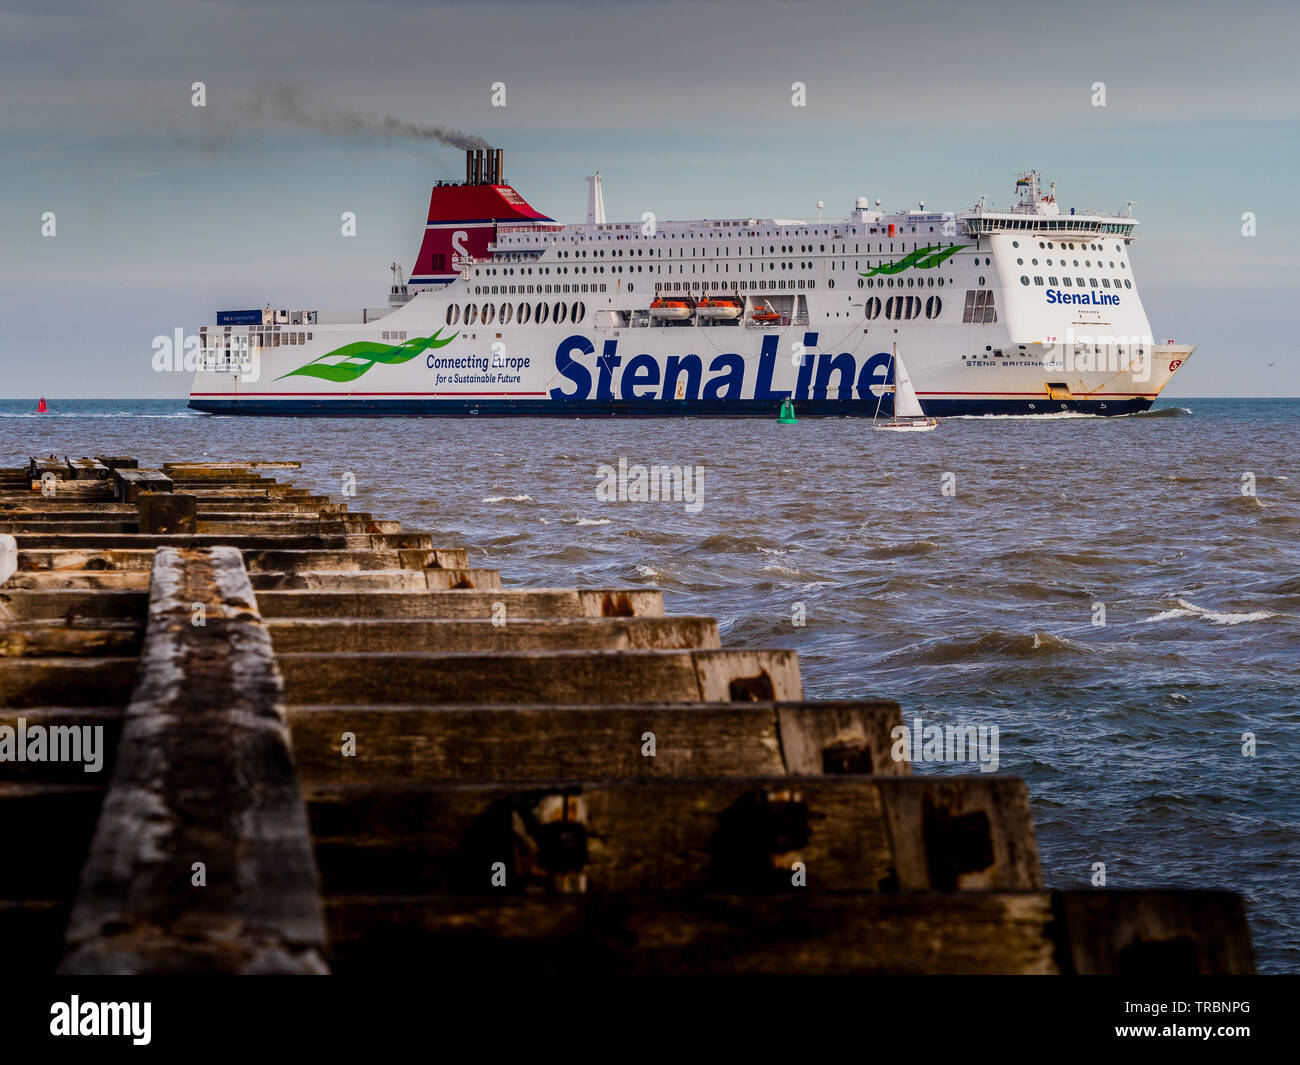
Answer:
[463,147,504,185]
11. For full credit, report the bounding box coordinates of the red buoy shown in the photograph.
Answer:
[36,397,47,413]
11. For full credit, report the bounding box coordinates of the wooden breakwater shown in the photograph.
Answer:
[0,455,1254,974]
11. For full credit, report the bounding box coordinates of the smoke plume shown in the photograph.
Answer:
[244,83,489,149]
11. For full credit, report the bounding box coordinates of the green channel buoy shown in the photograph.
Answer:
[777,398,798,424]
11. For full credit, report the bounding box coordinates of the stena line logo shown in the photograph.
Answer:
[1046,289,1120,306]
[549,333,896,403]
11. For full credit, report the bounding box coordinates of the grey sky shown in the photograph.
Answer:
[1,0,1296,396]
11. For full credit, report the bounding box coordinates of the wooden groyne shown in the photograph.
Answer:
[0,456,1255,974]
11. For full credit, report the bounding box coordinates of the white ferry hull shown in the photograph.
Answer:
[188,152,1194,417]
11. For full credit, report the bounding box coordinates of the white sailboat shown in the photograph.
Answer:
[873,344,939,432]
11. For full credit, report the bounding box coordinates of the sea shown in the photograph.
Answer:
[2,396,1296,972]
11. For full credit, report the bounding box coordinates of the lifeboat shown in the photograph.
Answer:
[749,302,781,324]
[649,297,692,320]
[696,297,742,321]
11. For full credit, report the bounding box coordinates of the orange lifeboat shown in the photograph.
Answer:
[749,302,780,324]
[696,296,742,321]
[649,297,692,321]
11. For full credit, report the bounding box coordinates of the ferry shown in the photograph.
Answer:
[188,149,1193,417]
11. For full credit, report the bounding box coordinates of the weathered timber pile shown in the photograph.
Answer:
[0,456,1255,974]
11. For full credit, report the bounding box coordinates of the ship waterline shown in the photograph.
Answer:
[189,151,1192,417]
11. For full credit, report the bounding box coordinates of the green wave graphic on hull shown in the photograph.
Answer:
[277,329,459,383]
[862,244,969,276]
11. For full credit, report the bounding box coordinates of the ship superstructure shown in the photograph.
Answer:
[189,150,1192,416]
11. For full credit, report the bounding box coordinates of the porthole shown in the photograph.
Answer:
[1124,280,1132,288]
[446,304,460,326]
[535,303,549,324]
[553,302,567,324]
[481,303,496,325]
[1020,275,1029,285]
[864,296,882,320]
[857,277,864,288]
[499,303,513,325]
[571,301,585,322]
[978,276,985,286]
[1017,258,1024,265]
[925,296,942,319]
[465,304,478,325]
[1012,240,1020,248]
[518,303,531,324]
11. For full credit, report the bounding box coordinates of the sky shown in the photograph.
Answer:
[0,0,1297,398]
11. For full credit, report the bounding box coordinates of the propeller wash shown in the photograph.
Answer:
[189,152,1192,417]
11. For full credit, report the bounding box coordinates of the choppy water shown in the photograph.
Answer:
[3,397,1297,972]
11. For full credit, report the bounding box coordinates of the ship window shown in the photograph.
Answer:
[535,303,549,324]
[1012,241,1019,248]
[518,303,531,324]
[978,276,985,286]
[1034,276,1044,285]
[1124,280,1131,288]
[1020,275,1029,286]
[1076,277,1085,286]
[1017,258,1023,265]
[1101,278,1111,288]
[553,302,567,323]
[1090,278,1099,288]
[481,304,496,325]
[500,303,513,325]
[1062,277,1072,287]
[857,278,864,288]
[465,304,478,325]
[925,296,941,319]
[574,302,586,321]
[864,297,882,320]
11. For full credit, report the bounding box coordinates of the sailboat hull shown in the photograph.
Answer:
[874,418,939,432]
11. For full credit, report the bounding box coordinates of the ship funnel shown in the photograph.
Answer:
[462,147,503,186]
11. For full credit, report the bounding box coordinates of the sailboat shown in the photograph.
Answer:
[873,345,938,432]
[36,397,47,413]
